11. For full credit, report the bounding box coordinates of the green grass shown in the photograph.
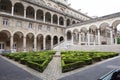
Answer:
[2,51,56,72]
[61,51,119,72]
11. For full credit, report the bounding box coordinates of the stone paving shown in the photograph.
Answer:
[43,51,62,80]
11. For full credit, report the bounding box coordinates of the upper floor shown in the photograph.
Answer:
[0,0,92,28]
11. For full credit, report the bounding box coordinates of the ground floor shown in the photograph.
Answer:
[0,30,64,53]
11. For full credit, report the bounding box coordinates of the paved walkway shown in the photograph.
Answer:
[43,51,62,80]
[0,56,42,80]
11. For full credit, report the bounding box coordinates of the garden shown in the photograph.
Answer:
[61,51,119,72]
[2,51,56,72]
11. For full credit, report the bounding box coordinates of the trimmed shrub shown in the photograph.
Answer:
[61,51,119,72]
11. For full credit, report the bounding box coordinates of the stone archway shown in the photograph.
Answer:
[45,12,51,23]
[36,9,43,21]
[67,31,72,40]
[13,31,24,52]
[26,33,34,51]
[14,3,24,16]
[53,14,58,24]
[37,34,43,51]
[46,35,51,50]
[26,6,35,19]
[0,30,11,53]
[53,36,58,45]
[0,0,12,13]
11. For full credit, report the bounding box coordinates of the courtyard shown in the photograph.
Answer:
[0,51,119,80]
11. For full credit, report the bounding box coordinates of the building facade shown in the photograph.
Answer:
[0,0,91,53]
[0,0,119,53]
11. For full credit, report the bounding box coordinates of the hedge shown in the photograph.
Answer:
[2,51,55,72]
[61,51,119,72]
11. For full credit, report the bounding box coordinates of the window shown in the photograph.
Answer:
[47,26,50,31]
[16,21,22,27]
[3,19,8,26]
[38,25,42,30]
[28,23,33,29]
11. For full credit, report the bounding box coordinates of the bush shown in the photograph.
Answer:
[2,51,56,72]
[61,51,118,72]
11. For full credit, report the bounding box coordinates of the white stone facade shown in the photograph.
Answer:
[0,0,119,53]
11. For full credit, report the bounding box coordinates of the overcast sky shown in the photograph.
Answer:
[69,0,120,17]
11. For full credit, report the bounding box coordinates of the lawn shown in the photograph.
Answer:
[61,51,119,72]
[2,51,56,72]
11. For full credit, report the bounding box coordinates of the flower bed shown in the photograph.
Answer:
[2,51,56,72]
[61,51,119,72]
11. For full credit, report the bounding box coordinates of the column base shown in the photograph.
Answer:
[23,49,27,52]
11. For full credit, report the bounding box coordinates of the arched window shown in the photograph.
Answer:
[0,0,12,13]
[59,17,64,25]
[14,3,24,16]
[36,9,43,21]
[26,6,35,19]
[53,14,58,24]
[45,12,51,23]
[67,19,70,26]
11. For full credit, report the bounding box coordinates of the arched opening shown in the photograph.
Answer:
[73,29,79,45]
[37,34,43,51]
[89,25,97,45]
[59,17,64,25]
[0,0,12,13]
[72,21,75,24]
[13,32,24,52]
[99,23,110,45]
[67,31,72,40]
[45,12,51,23]
[26,6,35,19]
[53,36,58,45]
[14,3,24,16]
[36,9,43,21]
[46,35,51,50]
[112,20,120,44]
[53,14,58,24]
[60,36,64,42]
[80,27,87,45]
[66,19,70,26]
[26,33,34,51]
[0,30,11,53]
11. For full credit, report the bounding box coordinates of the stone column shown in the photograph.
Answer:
[11,6,14,16]
[58,37,60,44]
[79,32,81,45]
[71,33,74,45]
[51,15,53,24]
[24,8,26,18]
[51,38,53,49]
[34,37,37,51]
[58,16,59,26]
[115,37,117,45]
[23,37,26,52]
[35,10,37,20]
[64,18,66,27]
[110,30,113,45]
[10,36,13,53]
[43,38,46,50]
[97,29,101,45]
[87,31,90,45]
[43,15,45,23]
